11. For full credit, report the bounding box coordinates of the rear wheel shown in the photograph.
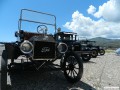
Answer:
[99,49,105,55]
[82,54,91,62]
[63,52,83,83]
[0,50,8,90]
[91,50,98,58]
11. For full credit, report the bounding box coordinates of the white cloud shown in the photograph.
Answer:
[87,5,96,15]
[64,10,120,39]
[93,0,120,22]
[63,0,120,39]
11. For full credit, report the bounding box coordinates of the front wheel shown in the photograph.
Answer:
[63,51,83,83]
[1,50,8,90]
[91,50,98,58]
[99,49,105,55]
[82,54,91,62]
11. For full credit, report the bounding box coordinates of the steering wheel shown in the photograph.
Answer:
[37,25,48,34]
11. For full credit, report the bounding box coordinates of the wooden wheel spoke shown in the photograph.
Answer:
[67,70,71,75]
[74,67,79,69]
[73,69,78,75]
[70,70,72,77]
[72,70,76,78]
[73,62,77,65]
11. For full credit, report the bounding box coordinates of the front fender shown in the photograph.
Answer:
[5,43,21,59]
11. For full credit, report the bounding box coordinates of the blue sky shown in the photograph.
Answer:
[1,0,119,42]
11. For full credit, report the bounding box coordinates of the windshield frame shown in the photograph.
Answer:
[18,9,57,34]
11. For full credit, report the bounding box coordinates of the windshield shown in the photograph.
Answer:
[18,9,56,34]
[57,34,76,41]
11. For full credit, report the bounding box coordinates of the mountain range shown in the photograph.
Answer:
[89,37,120,49]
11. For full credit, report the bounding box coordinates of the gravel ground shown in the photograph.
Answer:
[0,46,120,90]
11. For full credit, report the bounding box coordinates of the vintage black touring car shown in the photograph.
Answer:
[80,40,105,57]
[54,31,92,62]
[0,9,83,90]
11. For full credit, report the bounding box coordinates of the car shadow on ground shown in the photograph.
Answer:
[7,64,96,90]
[83,61,96,64]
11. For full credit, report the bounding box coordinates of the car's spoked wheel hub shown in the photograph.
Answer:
[65,56,79,79]
[68,64,74,71]
[92,51,96,56]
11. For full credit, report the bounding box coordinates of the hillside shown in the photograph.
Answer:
[89,37,120,49]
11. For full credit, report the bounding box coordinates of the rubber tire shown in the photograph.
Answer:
[63,51,83,83]
[99,49,105,55]
[91,50,98,58]
[1,50,8,90]
[82,54,91,62]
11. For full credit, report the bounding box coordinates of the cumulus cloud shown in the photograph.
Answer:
[64,10,120,39]
[63,0,120,39]
[87,5,96,15]
[93,0,120,22]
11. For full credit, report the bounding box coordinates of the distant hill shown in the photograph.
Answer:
[89,37,120,49]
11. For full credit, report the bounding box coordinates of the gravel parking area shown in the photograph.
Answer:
[0,46,120,90]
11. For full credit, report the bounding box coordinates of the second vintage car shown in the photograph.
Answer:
[54,31,92,62]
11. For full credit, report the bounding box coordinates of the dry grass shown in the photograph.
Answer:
[105,49,115,53]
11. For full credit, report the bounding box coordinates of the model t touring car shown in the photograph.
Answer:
[80,40,105,56]
[0,9,83,90]
[54,31,92,61]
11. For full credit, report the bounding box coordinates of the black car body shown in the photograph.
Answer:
[54,32,92,61]
[80,40,105,56]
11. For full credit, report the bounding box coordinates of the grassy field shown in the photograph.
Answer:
[105,49,115,53]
